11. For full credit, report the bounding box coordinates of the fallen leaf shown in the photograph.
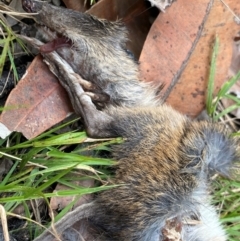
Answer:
[0,55,73,139]
[50,178,94,212]
[140,0,240,117]
[87,0,152,58]
[148,0,175,12]
[62,0,89,12]
[229,35,240,76]
[221,36,240,118]
[139,0,212,104]
[0,0,153,140]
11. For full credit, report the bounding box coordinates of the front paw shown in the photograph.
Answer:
[22,0,43,13]
[22,0,34,13]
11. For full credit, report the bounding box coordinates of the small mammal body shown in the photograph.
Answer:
[21,1,239,240]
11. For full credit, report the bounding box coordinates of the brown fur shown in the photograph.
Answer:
[21,1,240,241]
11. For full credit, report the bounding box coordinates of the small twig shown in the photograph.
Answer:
[0,68,11,97]
[0,205,10,241]
[220,188,240,196]
[0,151,22,161]
[26,161,47,169]
[219,0,240,23]
[7,212,60,240]
[48,206,62,241]
[217,101,238,132]
[30,199,42,225]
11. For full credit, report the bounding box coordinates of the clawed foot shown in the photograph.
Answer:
[43,52,113,137]
[22,0,35,13]
[19,36,109,107]
[22,0,43,13]
[72,74,110,104]
[19,36,112,137]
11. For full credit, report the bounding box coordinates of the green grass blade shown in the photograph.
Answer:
[214,103,240,120]
[206,37,219,115]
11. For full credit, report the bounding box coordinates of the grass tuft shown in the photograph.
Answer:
[206,37,240,240]
[0,118,118,239]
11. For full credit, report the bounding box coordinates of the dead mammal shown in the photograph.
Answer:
[22,0,160,109]
[21,1,240,240]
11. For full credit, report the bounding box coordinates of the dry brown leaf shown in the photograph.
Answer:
[62,0,89,12]
[50,179,94,212]
[167,0,240,117]
[49,178,95,241]
[139,0,212,105]
[0,55,73,139]
[140,0,240,117]
[148,0,175,12]
[221,36,240,118]
[229,36,240,76]
[0,0,153,140]
[87,0,152,58]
